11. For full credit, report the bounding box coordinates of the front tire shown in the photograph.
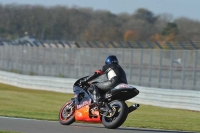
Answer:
[101,100,128,129]
[58,100,75,125]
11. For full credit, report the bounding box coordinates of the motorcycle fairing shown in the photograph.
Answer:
[73,86,93,105]
[75,105,101,123]
[73,86,101,123]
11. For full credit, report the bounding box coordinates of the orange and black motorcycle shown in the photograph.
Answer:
[58,76,139,129]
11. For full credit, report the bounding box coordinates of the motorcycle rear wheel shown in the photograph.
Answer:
[58,100,75,125]
[101,100,128,129]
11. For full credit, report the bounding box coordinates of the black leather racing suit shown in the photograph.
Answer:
[85,63,127,102]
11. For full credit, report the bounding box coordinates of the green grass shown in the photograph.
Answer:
[0,83,71,120]
[0,83,200,132]
[0,131,20,133]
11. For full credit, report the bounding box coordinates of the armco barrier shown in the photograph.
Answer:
[0,70,200,111]
[0,70,76,93]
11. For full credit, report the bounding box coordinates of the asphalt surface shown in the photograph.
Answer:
[0,117,197,133]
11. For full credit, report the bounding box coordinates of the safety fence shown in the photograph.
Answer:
[0,43,200,90]
[0,70,199,111]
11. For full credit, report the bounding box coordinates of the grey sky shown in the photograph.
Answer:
[0,0,200,21]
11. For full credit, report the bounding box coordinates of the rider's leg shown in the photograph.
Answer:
[89,85,103,106]
[88,85,98,102]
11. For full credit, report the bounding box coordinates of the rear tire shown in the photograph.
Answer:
[58,100,75,125]
[101,100,128,129]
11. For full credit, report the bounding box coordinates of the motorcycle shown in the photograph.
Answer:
[58,76,140,129]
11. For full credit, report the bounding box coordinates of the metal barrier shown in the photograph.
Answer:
[0,70,199,111]
[0,70,75,93]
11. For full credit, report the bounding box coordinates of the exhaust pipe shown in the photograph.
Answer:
[128,103,140,113]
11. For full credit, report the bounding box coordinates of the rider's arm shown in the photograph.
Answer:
[85,69,103,82]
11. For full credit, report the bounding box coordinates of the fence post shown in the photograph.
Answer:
[36,45,39,75]
[10,44,14,71]
[89,48,93,73]
[5,44,8,70]
[30,46,33,74]
[42,47,46,76]
[96,48,100,70]
[193,50,198,88]
[1,44,5,69]
[24,45,28,75]
[122,48,125,65]
[169,50,174,89]
[129,49,134,81]
[0,45,2,68]
[68,48,71,77]
[62,48,65,76]
[182,50,186,88]
[56,47,61,77]
[82,48,86,76]
[21,45,24,74]
[91,48,97,72]
[75,51,80,78]
[148,49,153,87]
[139,49,143,86]
[49,47,52,76]
[158,50,163,88]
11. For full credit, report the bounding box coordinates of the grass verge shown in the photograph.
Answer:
[0,131,20,133]
[0,83,199,132]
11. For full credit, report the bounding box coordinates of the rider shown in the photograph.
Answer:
[80,55,128,106]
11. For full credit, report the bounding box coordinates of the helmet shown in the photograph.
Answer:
[105,55,119,65]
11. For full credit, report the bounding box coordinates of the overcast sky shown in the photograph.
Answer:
[1,0,200,21]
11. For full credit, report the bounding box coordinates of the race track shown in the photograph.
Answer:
[0,117,196,133]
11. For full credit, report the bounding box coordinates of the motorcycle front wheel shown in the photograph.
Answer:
[58,100,75,125]
[101,100,128,129]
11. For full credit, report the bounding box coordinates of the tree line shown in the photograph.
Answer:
[0,4,200,42]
